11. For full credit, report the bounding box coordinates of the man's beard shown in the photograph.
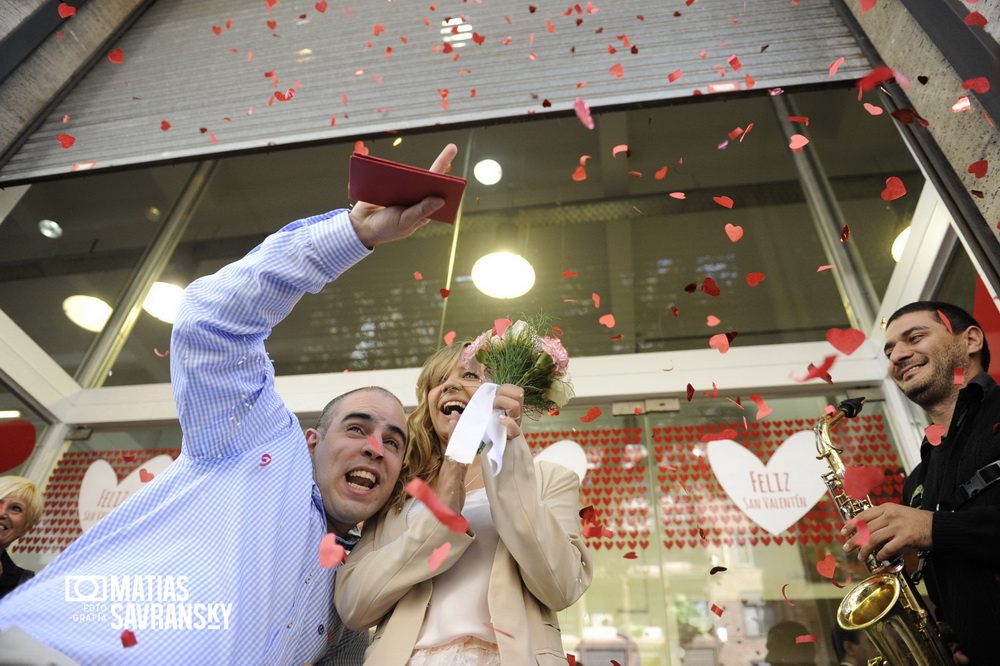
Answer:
[902,342,966,410]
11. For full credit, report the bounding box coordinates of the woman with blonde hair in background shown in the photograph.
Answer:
[0,475,44,600]
[335,341,591,665]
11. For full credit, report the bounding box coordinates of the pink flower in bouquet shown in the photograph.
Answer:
[535,336,569,375]
[462,332,491,377]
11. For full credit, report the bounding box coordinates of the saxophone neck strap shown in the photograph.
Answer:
[940,459,1000,511]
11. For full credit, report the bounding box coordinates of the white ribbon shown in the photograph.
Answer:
[443,382,507,475]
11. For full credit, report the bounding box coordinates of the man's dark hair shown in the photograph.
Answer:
[831,624,860,662]
[887,301,990,371]
[314,386,404,435]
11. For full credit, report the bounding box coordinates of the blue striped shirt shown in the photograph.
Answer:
[0,210,372,664]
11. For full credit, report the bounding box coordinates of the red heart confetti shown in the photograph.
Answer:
[413,272,423,280]
[826,327,865,355]
[845,518,870,546]
[843,465,883,499]
[57,3,76,18]
[367,434,384,457]
[712,196,734,208]
[405,478,469,532]
[796,635,818,644]
[841,225,851,242]
[710,604,724,617]
[781,583,796,606]
[954,367,965,385]
[212,25,223,36]
[667,69,682,83]
[706,315,720,327]
[655,166,668,179]
[260,453,272,466]
[574,98,595,129]
[750,394,773,418]
[700,429,739,445]
[968,160,988,178]
[880,176,906,201]
[724,224,743,242]
[829,56,845,76]
[701,278,720,297]
[572,166,587,181]
[962,77,990,94]
[863,102,883,115]
[319,533,346,567]
[485,623,514,639]
[857,65,895,91]
[816,554,836,578]
[793,354,837,383]
[746,272,765,286]
[562,271,578,278]
[789,134,809,151]
[159,120,171,131]
[428,541,451,571]
[709,333,730,353]
[925,423,946,446]
[107,48,124,64]
[964,11,987,27]
[859,0,876,12]
[57,134,75,149]
[609,63,624,78]
[266,19,277,30]
[443,331,456,345]
[727,55,741,71]
[120,629,137,647]
[274,88,295,102]
[598,314,616,328]
[623,551,638,559]
[581,406,602,423]
[669,192,686,199]
[315,1,328,12]
[439,288,450,298]
[591,293,601,309]
[139,469,154,483]
[494,319,512,337]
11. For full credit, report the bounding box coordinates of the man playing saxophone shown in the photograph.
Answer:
[842,301,1000,665]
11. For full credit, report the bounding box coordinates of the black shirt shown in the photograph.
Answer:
[904,372,1000,665]
[0,549,34,600]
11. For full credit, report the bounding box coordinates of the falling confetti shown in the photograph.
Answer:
[725,224,743,242]
[954,367,965,385]
[746,272,765,286]
[925,423,946,446]
[843,465,884,499]
[574,98,595,129]
[712,196,734,208]
[598,314,615,328]
[107,48,124,64]
[319,533,346,567]
[968,160,988,178]
[428,542,451,571]
[792,355,837,383]
[750,394,773,418]
[57,3,76,18]
[57,134,75,149]
[816,554,836,578]
[405,478,470,532]
[826,327,865,355]
[120,630,137,647]
[845,518,870,546]
[796,635,818,644]
[581,406,602,423]
[781,583,796,606]
[880,176,906,200]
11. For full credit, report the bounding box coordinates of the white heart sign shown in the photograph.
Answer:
[78,455,173,532]
[707,431,828,536]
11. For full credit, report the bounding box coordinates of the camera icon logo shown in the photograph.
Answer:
[65,576,107,602]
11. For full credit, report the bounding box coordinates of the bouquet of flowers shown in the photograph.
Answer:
[461,315,575,417]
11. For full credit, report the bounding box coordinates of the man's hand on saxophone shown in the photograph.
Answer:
[842,503,933,563]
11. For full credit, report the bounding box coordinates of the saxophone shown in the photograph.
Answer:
[815,397,953,666]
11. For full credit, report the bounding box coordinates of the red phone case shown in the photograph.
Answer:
[348,153,468,224]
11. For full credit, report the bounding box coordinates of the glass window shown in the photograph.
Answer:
[0,165,197,380]
[95,86,923,384]
[0,380,49,478]
[530,393,893,666]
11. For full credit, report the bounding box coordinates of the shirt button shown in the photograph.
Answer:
[287,621,294,629]
[305,576,312,583]
[318,624,325,635]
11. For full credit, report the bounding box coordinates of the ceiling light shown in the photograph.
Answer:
[474,159,502,185]
[0,410,21,419]
[38,219,63,239]
[142,282,185,324]
[891,226,911,263]
[471,252,535,298]
[63,295,112,332]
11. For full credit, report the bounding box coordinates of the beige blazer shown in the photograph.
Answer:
[335,434,593,665]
